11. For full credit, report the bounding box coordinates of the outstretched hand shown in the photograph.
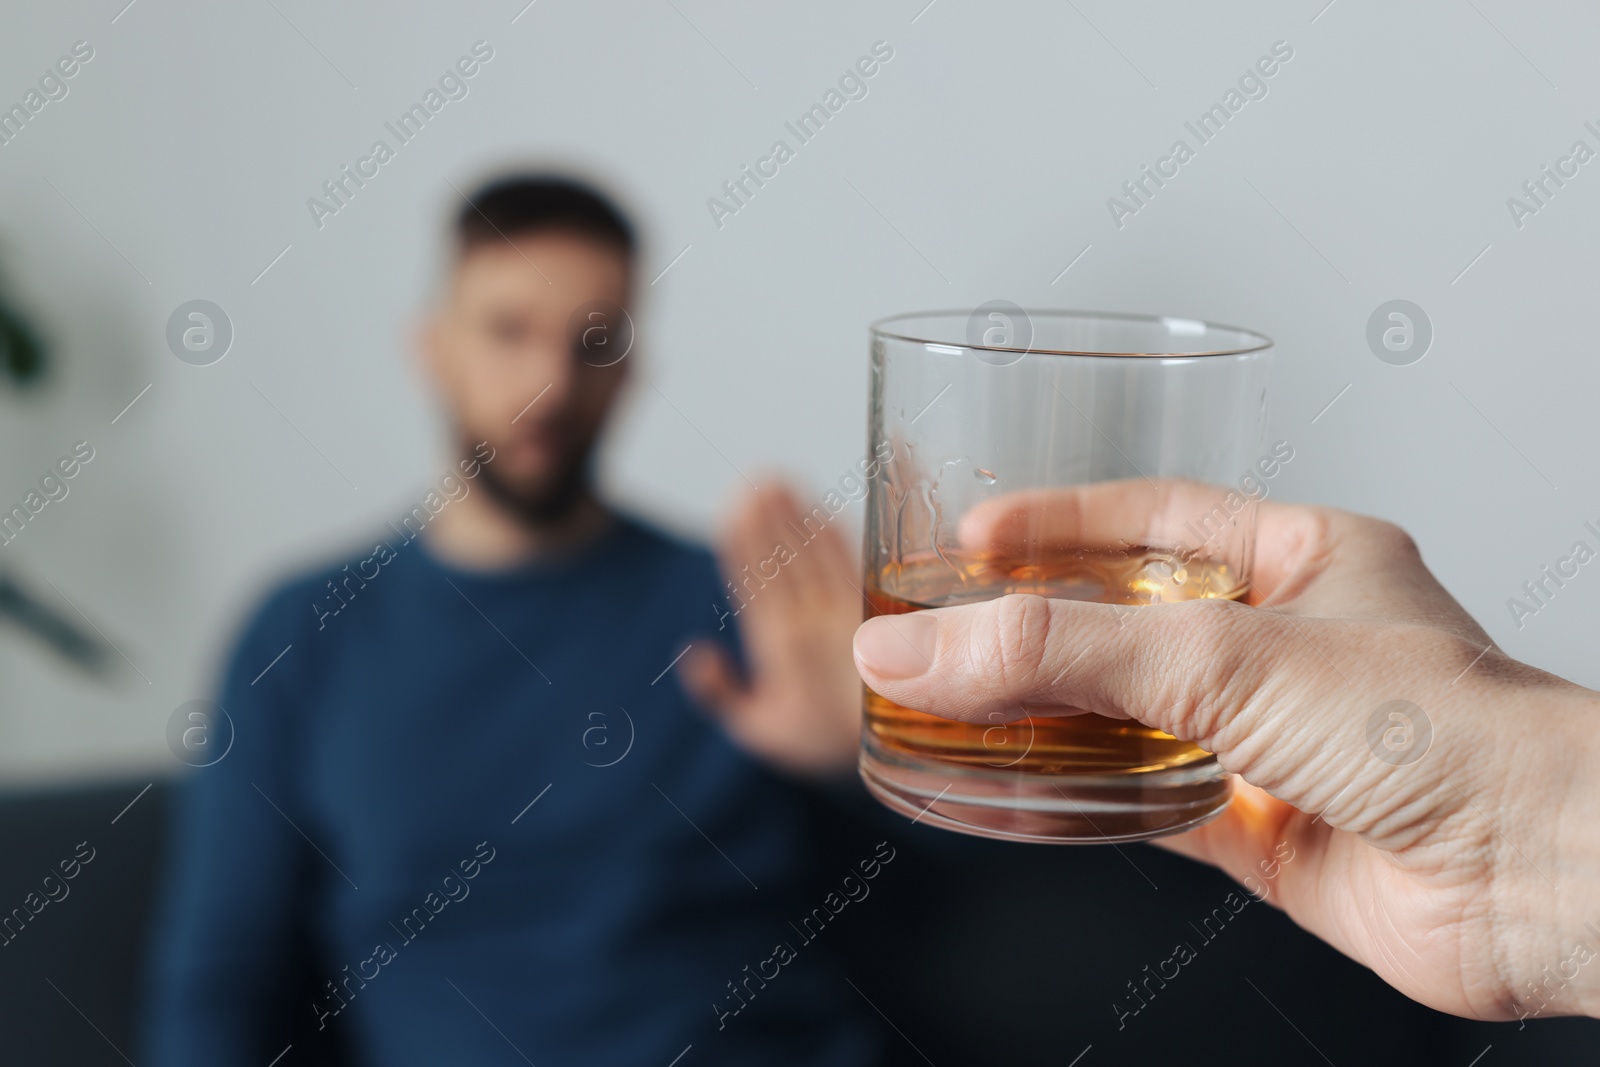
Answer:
[681,482,864,778]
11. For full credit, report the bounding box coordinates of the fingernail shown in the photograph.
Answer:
[854,615,938,680]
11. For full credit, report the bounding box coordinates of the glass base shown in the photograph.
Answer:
[859,733,1233,845]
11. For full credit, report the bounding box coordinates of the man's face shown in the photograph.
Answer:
[424,230,631,522]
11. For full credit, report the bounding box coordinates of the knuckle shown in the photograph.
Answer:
[1152,597,1263,739]
[1360,516,1422,560]
[1427,629,1531,688]
[979,593,1056,694]
[1380,522,1421,560]
[1170,595,1251,653]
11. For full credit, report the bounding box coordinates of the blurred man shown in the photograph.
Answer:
[144,174,873,1065]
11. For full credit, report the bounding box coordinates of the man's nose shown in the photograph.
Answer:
[517,339,577,414]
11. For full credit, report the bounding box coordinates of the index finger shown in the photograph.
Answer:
[955,479,1321,605]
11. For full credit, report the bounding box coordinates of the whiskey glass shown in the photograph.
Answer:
[860,309,1274,843]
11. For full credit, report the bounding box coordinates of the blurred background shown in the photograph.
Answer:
[2,0,1598,1063]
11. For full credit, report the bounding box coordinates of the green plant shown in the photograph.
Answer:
[0,291,45,386]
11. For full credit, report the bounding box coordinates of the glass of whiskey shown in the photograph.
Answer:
[859,309,1274,843]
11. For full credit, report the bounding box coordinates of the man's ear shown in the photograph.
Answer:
[416,309,447,386]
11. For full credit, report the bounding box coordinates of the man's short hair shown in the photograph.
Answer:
[454,174,635,259]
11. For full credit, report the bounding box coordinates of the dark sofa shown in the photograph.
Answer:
[1,779,1593,1066]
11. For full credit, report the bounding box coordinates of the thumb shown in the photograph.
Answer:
[852,594,1397,818]
[678,642,749,721]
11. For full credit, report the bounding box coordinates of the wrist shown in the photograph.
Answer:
[1489,681,1600,1021]
[1553,689,1600,1020]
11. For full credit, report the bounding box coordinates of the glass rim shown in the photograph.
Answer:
[870,308,1274,358]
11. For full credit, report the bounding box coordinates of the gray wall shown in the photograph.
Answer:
[0,0,1594,782]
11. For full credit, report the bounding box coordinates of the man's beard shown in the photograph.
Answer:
[469,438,596,527]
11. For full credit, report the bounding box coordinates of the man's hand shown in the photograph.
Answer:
[680,482,864,778]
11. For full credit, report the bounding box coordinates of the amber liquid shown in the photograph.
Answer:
[864,547,1244,778]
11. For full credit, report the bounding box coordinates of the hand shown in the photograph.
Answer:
[681,481,864,778]
[851,481,1600,1022]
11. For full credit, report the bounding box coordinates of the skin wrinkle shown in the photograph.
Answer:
[1478,684,1570,1018]
[1352,676,1466,847]
[1203,614,1497,998]
[1367,890,1429,995]
[1205,672,1304,763]
[978,594,1077,720]
[1179,604,1291,753]
[1356,706,1458,849]
[1369,778,1474,857]
[1434,882,1504,1020]
[1118,601,1219,732]
[1216,623,1465,848]
[1212,710,1323,803]
[1205,620,1351,797]
[1209,614,1497,857]
[1385,673,1555,1022]
[1039,617,1090,701]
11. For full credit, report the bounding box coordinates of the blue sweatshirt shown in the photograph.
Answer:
[143,513,881,1065]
